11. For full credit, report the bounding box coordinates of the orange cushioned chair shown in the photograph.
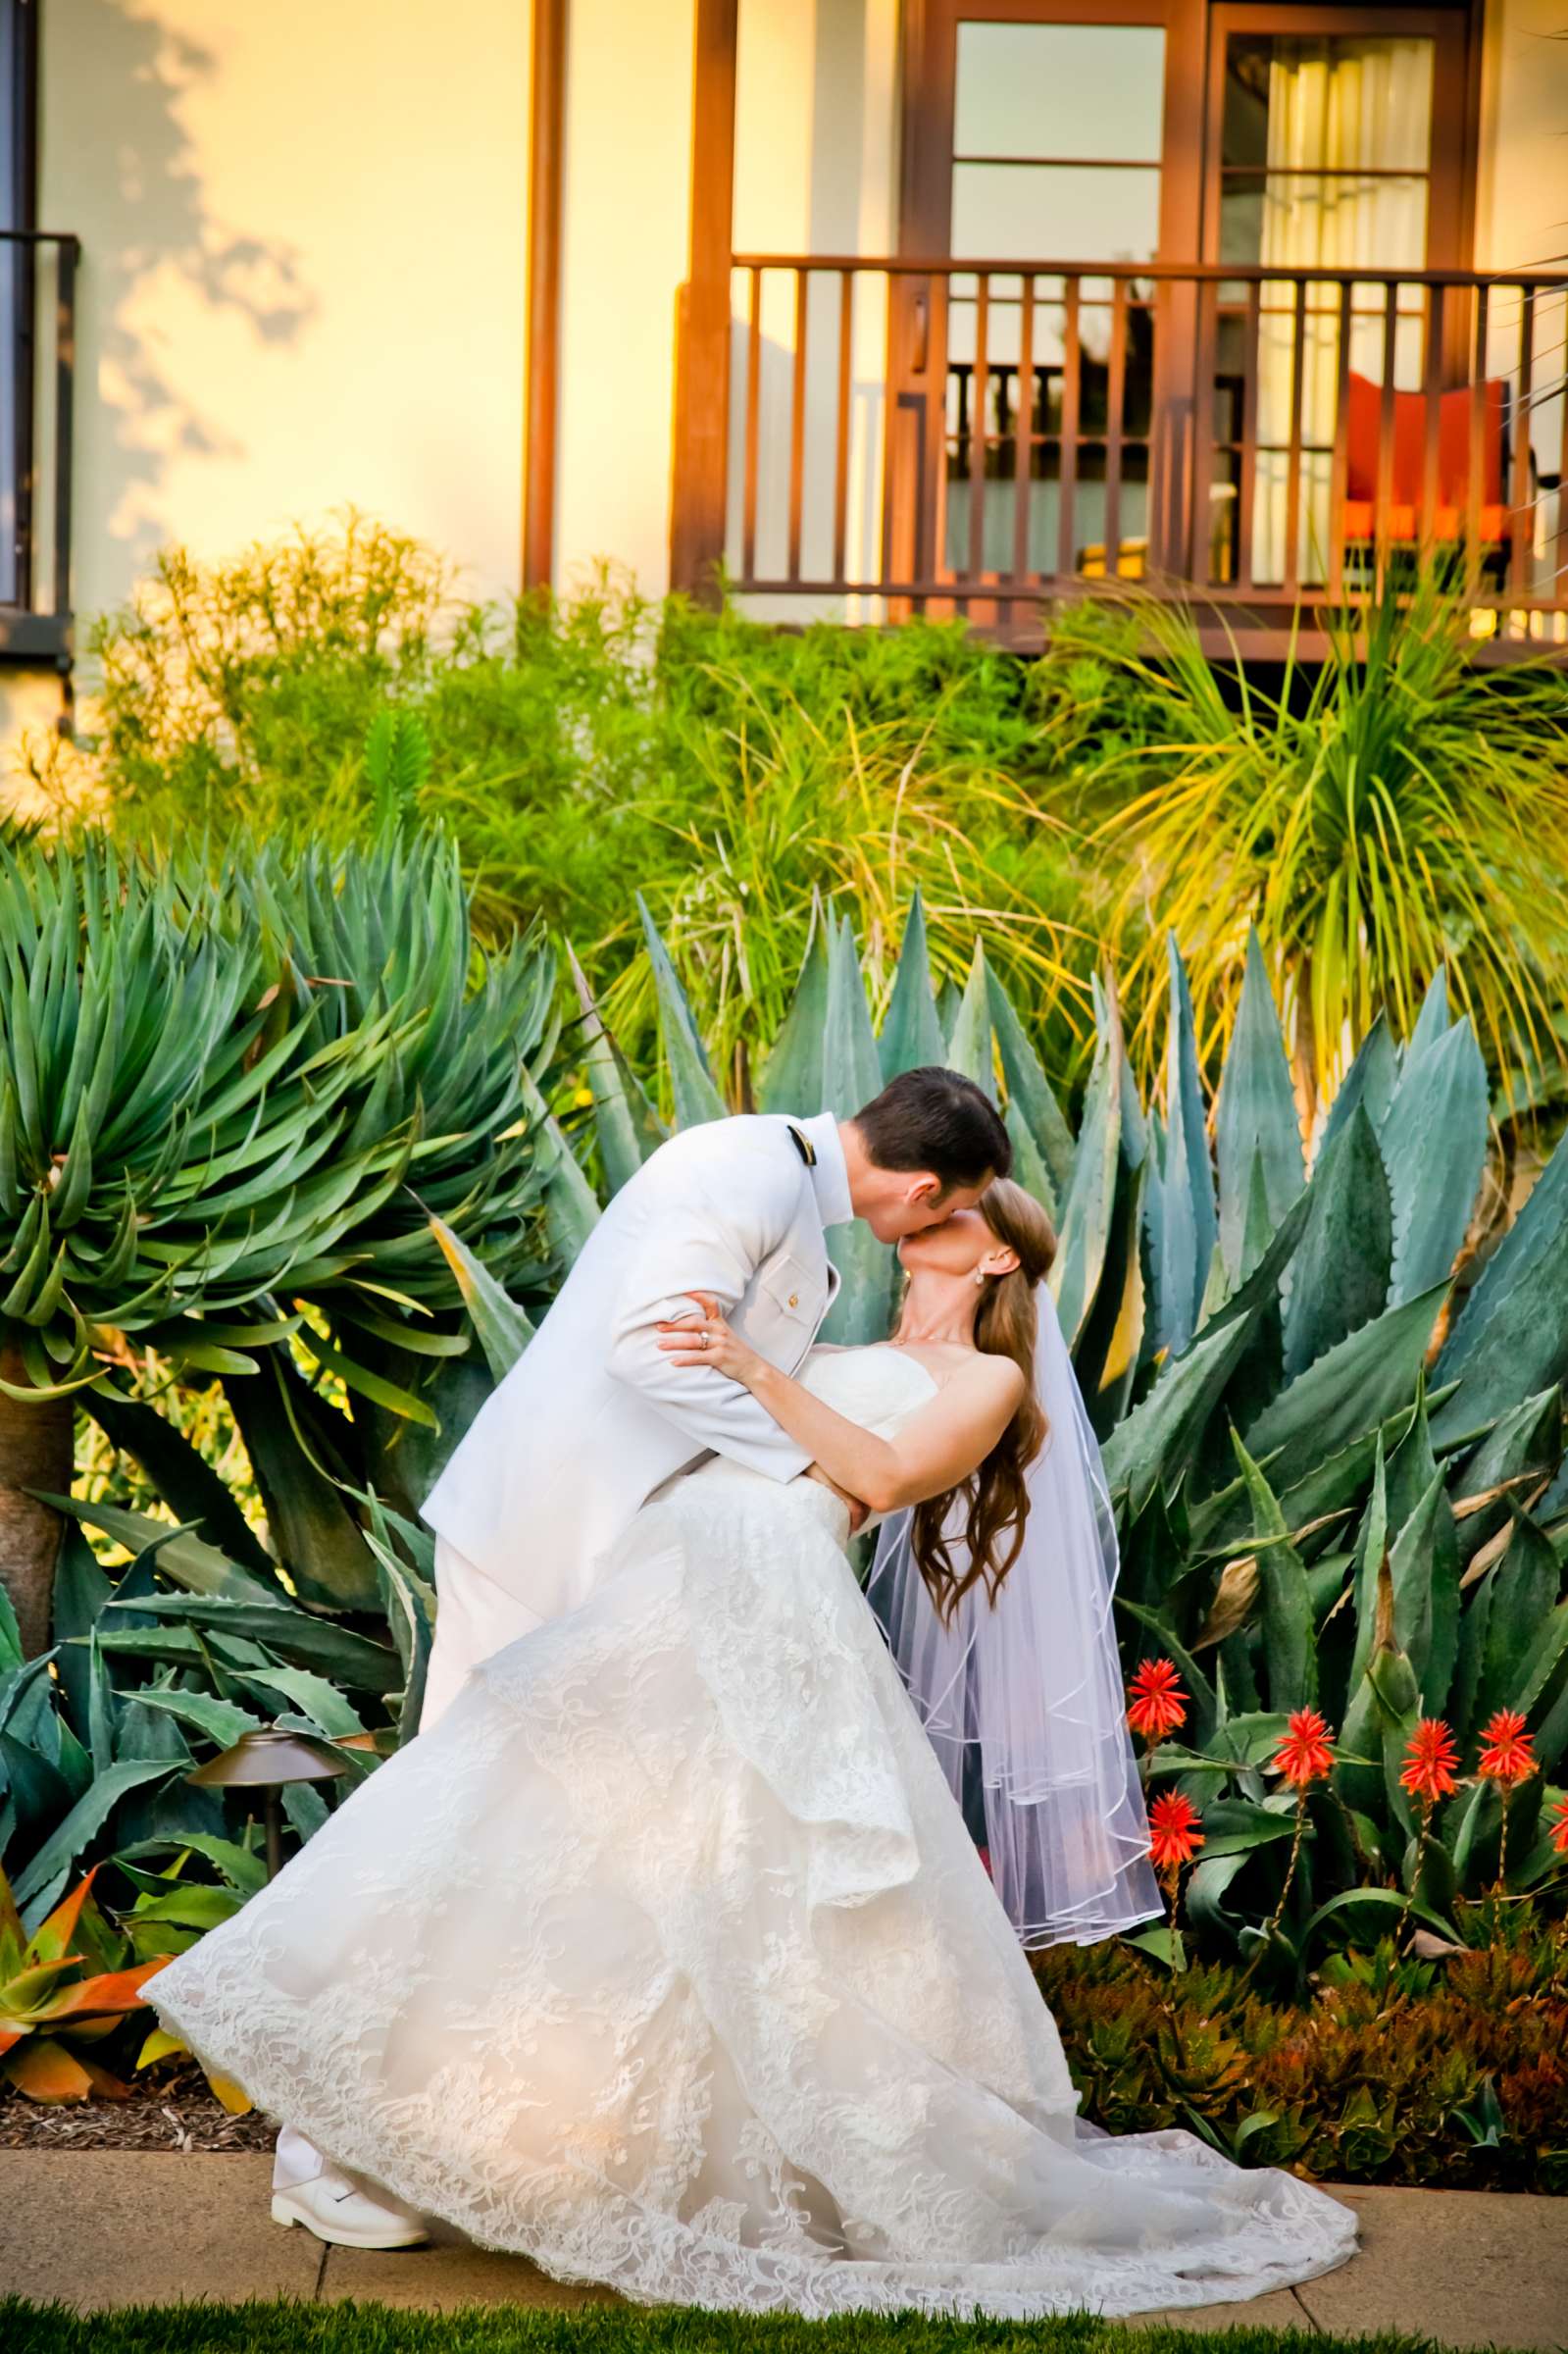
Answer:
[1342,368,1508,549]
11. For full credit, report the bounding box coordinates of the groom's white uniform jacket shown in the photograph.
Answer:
[420,1108,850,1633]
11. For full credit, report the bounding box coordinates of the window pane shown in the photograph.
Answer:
[955,23,1165,163]
[1220,171,1429,270]
[1222,35,1434,179]
[952,163,1161,263]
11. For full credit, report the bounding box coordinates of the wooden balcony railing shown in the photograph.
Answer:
[710,255,1568,649]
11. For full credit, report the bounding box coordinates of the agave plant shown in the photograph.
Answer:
[0,829,572,1655]
[573,893,1568,1969]
[1095,947,1568,1962]
[8,863,1564,1978]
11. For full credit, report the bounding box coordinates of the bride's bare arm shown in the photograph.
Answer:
[655,1292,1026,1513]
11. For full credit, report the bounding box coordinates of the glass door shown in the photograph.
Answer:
[1201,5,1472,588]
[889,0,1174,615]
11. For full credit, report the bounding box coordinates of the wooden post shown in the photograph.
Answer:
[524,0,567,592]
[670,0,739,602]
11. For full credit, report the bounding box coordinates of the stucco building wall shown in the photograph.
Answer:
[4,0,532,760]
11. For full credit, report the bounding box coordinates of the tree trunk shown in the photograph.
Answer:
[0,1344,73,1657]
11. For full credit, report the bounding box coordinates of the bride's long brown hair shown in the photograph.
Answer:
[903,1178,1058,1631]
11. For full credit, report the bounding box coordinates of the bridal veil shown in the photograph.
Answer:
[866,1280,1163,1948]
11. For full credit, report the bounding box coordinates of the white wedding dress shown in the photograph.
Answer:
[149,1343,1357,2318]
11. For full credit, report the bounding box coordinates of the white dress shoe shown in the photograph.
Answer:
[271,2164,430,2248]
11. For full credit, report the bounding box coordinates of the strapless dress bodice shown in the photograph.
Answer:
[798,1342,940,1432]
[683,1342,940,1541]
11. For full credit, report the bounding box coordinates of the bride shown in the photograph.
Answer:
[148,1175,1358,2319]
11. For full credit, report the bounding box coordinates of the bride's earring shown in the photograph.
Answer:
[973,1266,987,1287]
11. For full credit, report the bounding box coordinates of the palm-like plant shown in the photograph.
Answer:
[1083,576,1568,1117]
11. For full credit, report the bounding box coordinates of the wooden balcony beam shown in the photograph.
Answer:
[523,0,567,593]
[669,0,738,603]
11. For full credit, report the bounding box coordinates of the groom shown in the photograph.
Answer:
[270,1064,1011,2246]
[420,1062,1012,1717]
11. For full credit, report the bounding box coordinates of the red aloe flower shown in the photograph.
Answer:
[1476,1710,1536,1784]
[1399,1717,1461,1805]
[1147,1790,1205,1868]
[1275,1707,1336,1787]
[1128,1658,1188,1742]
[1549,1796,1568,1858]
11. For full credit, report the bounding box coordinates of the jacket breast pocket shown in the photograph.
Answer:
[754,1250,822,1342]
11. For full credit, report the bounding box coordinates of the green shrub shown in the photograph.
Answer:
[37,517,1568,1118]
[34,519,1093,1089]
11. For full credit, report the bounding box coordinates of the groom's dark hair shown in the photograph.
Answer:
[850,1067,1011,1192]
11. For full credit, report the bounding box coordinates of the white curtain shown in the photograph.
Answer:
[1253,37,1433,586]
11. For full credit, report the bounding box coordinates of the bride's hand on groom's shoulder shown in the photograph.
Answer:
[655,1291,762,1385]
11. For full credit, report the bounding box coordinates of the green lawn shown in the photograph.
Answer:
[0,2298,1535,2354]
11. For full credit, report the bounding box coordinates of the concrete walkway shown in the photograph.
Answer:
[2,2155,1564,2346]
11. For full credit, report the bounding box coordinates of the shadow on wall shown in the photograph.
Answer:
[59,0,318,598]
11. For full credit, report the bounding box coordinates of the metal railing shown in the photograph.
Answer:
[720,254,1568,641]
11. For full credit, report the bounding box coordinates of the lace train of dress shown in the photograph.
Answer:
[148,1345,1357,2319]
